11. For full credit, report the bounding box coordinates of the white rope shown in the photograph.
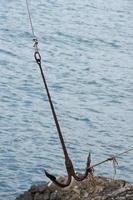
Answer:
[25,0,36,38]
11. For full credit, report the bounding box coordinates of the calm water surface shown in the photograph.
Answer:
[0,0,133,199]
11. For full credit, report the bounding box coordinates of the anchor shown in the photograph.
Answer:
[26,0,133,188]
[25,0,93,187]
[34,48,93,187]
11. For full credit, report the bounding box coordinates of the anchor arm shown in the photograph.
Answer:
[70,153,93,181]
[45,156,73,187]
[45,170,72,188]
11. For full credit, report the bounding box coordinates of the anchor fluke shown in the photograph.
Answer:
[44,170,56,182]
[45,169,72,187]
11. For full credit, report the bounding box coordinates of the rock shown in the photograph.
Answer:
[38,185,47,193]
[72,186,80,195]
[16,175,133,200]
[34,193,43,200]
[68,193,80,200]
[47,181,57,193]
[23,191,33,200]
[83,191,89,198]
[30,185,39,194]
[50,191,58,200]
[43,189,51,200]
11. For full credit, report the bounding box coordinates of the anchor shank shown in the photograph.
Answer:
[36,59,69,159]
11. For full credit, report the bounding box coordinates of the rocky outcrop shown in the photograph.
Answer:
[16,175,133,200]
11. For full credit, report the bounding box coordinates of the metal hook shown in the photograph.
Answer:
[34,47,93,188]
[45,153,93,187]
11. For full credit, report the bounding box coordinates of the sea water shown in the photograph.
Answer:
[0,0,133,199]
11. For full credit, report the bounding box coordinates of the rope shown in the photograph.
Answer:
[25,0,39,52]
[25,0,36,38]
[89,147,133,170]
[115,147,133,157]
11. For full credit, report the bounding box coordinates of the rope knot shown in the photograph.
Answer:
[33,38,39,52]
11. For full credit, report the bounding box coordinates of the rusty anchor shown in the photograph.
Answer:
[34,49,93,187]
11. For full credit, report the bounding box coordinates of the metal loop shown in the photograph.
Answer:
[34,51,41,64]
